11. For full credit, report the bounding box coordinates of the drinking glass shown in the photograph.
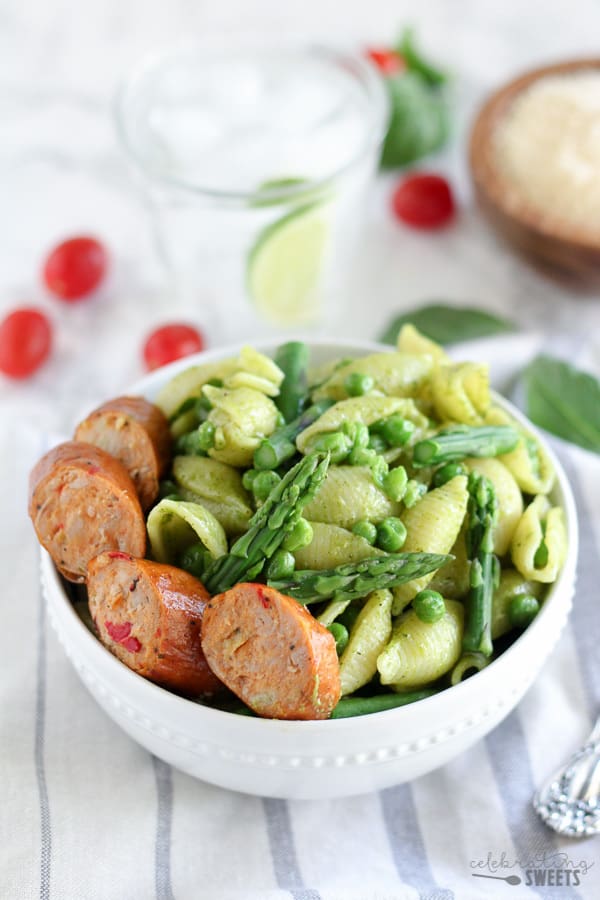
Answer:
[116,40,387,340]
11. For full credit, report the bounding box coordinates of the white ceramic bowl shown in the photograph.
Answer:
[41,339,578,799]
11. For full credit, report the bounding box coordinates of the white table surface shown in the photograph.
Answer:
[2,3,600,899]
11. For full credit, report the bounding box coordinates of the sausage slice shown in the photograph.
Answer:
[201,583,341,720]
[29,441,146,582]
[87,552,222,696]
[74,396,171,510]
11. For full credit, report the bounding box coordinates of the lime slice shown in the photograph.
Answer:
[247,202,330,327]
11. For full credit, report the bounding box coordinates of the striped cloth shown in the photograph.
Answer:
[3,337,600,900]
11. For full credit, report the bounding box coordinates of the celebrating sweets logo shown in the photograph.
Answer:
[470,851,593,888]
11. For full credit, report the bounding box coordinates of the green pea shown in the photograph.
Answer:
[383,466,408,501]
[403,479,427,508]
[344,372,375,397]
[195,421,216,451]
[367,433,387,455]
[413,589,445,623]
[379,415,415,447]
[282,517,314,552]
[328,623,349,656]
[433,462,467,488]
[311,431,353,463]
[180,543,211,578]
[242,468,261,491]
[253,470,282,501]
[508,594,540,629]
[370,455,389,488]
[267,549,296,580]
[348,446,377,467]
[351,520,378,545]
[376,517,407,552]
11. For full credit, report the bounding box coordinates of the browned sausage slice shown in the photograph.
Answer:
[74,396,171,510]
[29,441,146,582]
[87,552,222,696]
[201,583,341,720]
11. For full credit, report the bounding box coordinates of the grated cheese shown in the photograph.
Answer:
[493,71,600,238]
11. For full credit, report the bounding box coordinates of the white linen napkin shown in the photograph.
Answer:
[2,336,600,900]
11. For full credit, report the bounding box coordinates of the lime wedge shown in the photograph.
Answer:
[247,203,330,327]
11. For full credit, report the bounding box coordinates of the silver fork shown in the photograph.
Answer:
[533,716,600,837]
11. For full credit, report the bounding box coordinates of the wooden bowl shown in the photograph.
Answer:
[469,59,600,282]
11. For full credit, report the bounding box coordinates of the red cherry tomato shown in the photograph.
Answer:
[392,173,455,229]
[366,47,405,76]
[43,236,108,301]
[143,323,205,371]
[0,307,52,379]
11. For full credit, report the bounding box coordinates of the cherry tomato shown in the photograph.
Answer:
[143,323,205,371]
[365,47,405,76]
[392,173,455,229]
[43,236,108,301]
[0,307,52,379]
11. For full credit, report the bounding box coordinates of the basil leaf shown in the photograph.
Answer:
[379,304,516,346]
[380,72,450,169]
[524,355,600,453]
[397,27,447,87]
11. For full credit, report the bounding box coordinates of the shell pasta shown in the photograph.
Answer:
[68,331,567,719]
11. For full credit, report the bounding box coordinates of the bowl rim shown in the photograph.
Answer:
[44,337,579,733]
[469,57,600,252]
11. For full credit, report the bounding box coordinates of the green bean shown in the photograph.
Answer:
[330,689,438,718]
[274,341,310,422]
[450,652,489,686]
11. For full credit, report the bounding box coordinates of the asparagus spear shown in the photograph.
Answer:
[203,451,329,594]
[253,398,334,470]
[412,425,519,467]
[462,471,500,657]
[274,341,310,423]
[268,552,451,604]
